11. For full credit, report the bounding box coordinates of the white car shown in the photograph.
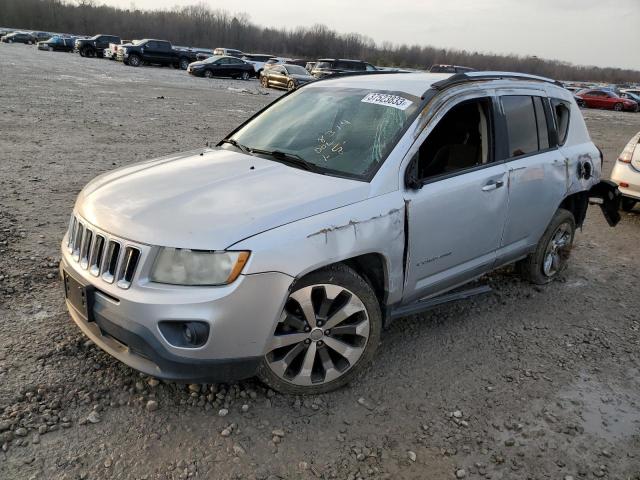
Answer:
[242,53,277,74]
[611,131,640,211]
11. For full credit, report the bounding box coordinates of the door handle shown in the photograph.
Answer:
[482,180,504,191]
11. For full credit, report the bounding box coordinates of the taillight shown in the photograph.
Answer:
[618,132,640,163]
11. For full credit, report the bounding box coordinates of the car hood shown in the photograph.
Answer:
[76,148,370,249]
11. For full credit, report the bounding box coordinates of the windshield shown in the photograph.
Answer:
[285,65,309,75]
[204,55,223,63]
[315,62,332,69]
[230,87,421,180]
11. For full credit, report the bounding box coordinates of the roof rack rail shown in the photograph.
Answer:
[431,71,563,90]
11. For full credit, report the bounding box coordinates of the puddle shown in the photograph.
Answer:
[559,374,640,442]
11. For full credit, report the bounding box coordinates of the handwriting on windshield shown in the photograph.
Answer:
[314,120,352,162]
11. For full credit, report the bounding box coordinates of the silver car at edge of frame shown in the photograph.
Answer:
[60,71,621,395]
[610,131,640,213]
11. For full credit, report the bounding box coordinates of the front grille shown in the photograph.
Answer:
[66,215,141,290]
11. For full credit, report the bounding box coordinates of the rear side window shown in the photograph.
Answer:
[502,96,539,158]
[551,99,571,145]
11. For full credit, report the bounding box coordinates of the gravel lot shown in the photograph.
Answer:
[0,44,639,480]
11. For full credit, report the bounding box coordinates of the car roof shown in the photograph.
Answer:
[317,58,366,63]
[305,71,564,97]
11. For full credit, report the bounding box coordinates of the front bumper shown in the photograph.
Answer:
[60,242,293,383]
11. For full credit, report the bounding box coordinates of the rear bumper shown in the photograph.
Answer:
[610,161,640,200]
[589,180,622,226]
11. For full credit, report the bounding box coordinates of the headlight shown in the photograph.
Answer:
[150,248,250,286]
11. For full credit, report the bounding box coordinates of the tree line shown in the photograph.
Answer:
[2,0,639,84]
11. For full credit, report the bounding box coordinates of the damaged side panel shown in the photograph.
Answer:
[232,192,407,305]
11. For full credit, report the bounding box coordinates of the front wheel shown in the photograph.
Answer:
[257,264,382,395]
[128,54,141,67]
[241,71,250,81]
[204,69,213,78]
[518,209,576,285]
[287,80,296,91]
[261,76,269,88]
[614,103,623,112]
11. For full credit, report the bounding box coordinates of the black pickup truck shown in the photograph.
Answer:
[75,34,121,57]
[117,39,197,70]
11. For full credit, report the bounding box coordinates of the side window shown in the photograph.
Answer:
[551,99,571,146]
[413,98,493,180]
[501,96,538,158]
[533,97,549,150]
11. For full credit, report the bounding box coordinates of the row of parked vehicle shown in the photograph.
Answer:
[564,82,640,112]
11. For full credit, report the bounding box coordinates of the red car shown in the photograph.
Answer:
[576,89,638,112]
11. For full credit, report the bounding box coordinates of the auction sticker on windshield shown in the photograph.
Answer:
[361,93,413,110]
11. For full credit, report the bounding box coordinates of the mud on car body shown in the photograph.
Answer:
[61,70,620,395]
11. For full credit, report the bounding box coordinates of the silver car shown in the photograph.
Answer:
[61,71,620,394]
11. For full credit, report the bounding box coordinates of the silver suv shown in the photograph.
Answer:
[61,71,620,394]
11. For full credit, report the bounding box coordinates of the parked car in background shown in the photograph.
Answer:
[576,89,638,112]
[262,57,292,71]
[286,59,310,67]
[610,131,640,212]
[429,64,475,73]
[60,71,620,395]
[305,61,316,72]
[75,34,121,57]
[187,55,254,79]
[242,54,276,75]
[118,39,197,70]
[1,31,36,44]
[621,91,640,105]
[37,36,76,52]
[621,88,640,97]
[213,47,244,58]
[311,59,378,78]
[260,64,315,90]
[30,31,54,42]
[103,40,131,60]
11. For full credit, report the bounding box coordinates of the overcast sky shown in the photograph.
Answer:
[103,0,639,70]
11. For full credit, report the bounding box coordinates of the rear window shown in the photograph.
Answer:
[315,61,332,69]
[551,99,571,146]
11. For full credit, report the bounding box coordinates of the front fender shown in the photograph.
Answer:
[229,193,406,305]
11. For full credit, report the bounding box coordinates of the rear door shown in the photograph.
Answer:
[497,93,567,262]
[156,41,173,64]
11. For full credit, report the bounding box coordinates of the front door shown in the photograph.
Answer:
[402,96,509,302]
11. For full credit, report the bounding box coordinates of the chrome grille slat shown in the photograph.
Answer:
[89,235,105,277]
[67,214,141,290]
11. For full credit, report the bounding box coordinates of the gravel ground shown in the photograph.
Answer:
[0,44,639,480]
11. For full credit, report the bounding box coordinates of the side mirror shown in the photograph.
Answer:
[404,157,422,190]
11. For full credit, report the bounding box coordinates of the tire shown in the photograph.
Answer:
[287,80,296,91]
[48,46,53,52]
[257,264,382,395]
[518,209,576,285]
[241,71,250,81]
[82,47,94,57]
[179,57,189,70]
[128,54,141,67]
[261,76,269,88]
[204,69,213,78]
[621,198,637,212]
[614,103,623,112]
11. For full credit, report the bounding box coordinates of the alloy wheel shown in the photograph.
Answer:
[241,71,250,80]
[287,80,296,91]
[265,284,370,386]
[543,222,572,277]
[614,103,623,112]
[204,70,213,78]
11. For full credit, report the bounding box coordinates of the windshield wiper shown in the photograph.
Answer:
[220,138,251,155]
[249,148,319,172]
